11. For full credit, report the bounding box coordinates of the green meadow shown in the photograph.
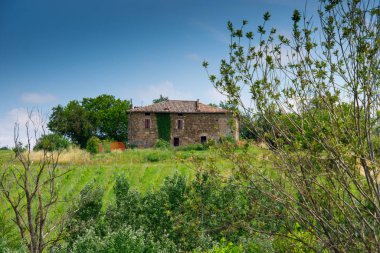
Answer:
[0,144,269,220]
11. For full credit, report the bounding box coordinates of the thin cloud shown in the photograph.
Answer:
[21,93,57,104]
[136,81,193,106]
[193,21,230,44]
[207,87,226,104]
[185,53,202,61]
[0,108,47,148]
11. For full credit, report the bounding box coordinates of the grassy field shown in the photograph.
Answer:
[0,145,268,196]
[0,144,269,245]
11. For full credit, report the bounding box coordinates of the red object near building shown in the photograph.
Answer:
[98,141,126,153]
[110,142,126,151]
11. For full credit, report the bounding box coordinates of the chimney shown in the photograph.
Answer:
[195,99,199,111]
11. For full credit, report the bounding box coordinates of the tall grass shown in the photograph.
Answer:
[28,146,91,164]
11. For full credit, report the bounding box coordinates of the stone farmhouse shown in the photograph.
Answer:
[128,100,238,147]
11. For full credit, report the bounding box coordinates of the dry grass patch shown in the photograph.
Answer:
[28,147,91,165]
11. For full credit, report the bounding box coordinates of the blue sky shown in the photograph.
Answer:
[0,0,317,147]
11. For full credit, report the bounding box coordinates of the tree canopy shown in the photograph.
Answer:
[48,95,132,147]
[152,95,169,104]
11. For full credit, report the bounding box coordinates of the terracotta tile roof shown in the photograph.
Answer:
[129,100,229,113]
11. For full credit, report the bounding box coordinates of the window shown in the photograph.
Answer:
[144,118,151,129]
[178,113,183,116]
[201,136,207,144]
[177,119,184,130]
[174,137,180,147]
[145,112,150,116]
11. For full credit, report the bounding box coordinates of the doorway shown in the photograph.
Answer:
[174,137,180,147]
[201,136,207,144]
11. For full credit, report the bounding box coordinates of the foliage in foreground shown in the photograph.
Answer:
[204,0,380,251]
[52,156,299,253]
[1,112,68,253]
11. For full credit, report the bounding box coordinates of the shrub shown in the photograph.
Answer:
[12,142,26,156]
[146,152,161,162]
[154,139,170,149]
[272,223,318,253]
[34,133,70,151]
[219,135,236,145]
[0,146,9,150]
[0,238,26,253]
[126,143,138,149]
[71,226,176,253]
[177,143,207,151]
[86,136,100,154]
[0,238,9,253]
[198,239,243,253]
[96,140,113,153]
[145,150,172,162]
[75,184,104,221]
[65,184,105,248]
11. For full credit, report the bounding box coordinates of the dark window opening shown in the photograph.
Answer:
[174,137,180,147]
[201,136,207,144]
[145,113,151,116]
[178,113,183,116]
[177,119,184,129]
[144,119,151,129]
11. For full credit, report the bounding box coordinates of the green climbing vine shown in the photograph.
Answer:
[156,113,171,141]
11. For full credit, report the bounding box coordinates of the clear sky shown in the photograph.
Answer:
[0,0,318,147]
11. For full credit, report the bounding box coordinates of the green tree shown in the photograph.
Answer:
[204,0,380,251]
[48,101,93,148]
[153,94,169,104]
[48,95,131,147]
[82,94,131,141]
[34,133,70,151]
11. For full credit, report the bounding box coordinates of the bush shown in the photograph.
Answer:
[61,169,286,252]
[75,184,104,221]
[198,239,243,253]
[12,142,26,155]
[0,146,9,150]
[64,184,105,248]
[86,136,100,154]
[272,223,318,253]
[126,143,138,149]
[71,226,176,253]
[0,238,26,253]
[177,143,207,151]
[146,152,162,162]
[34,134,70,151]
[154,139,170,149]
[219,135,236,145]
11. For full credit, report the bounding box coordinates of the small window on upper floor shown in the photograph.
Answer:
[178,113,183,116]
[144,118,151,129]
[145,112,150,116]
[177,119,184,130]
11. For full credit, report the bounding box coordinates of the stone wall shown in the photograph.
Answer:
[170,113,234,146]
[128,112,237,147]
[128,112,158,148]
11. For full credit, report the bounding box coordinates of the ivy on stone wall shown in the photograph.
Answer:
[156,113,171,141]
